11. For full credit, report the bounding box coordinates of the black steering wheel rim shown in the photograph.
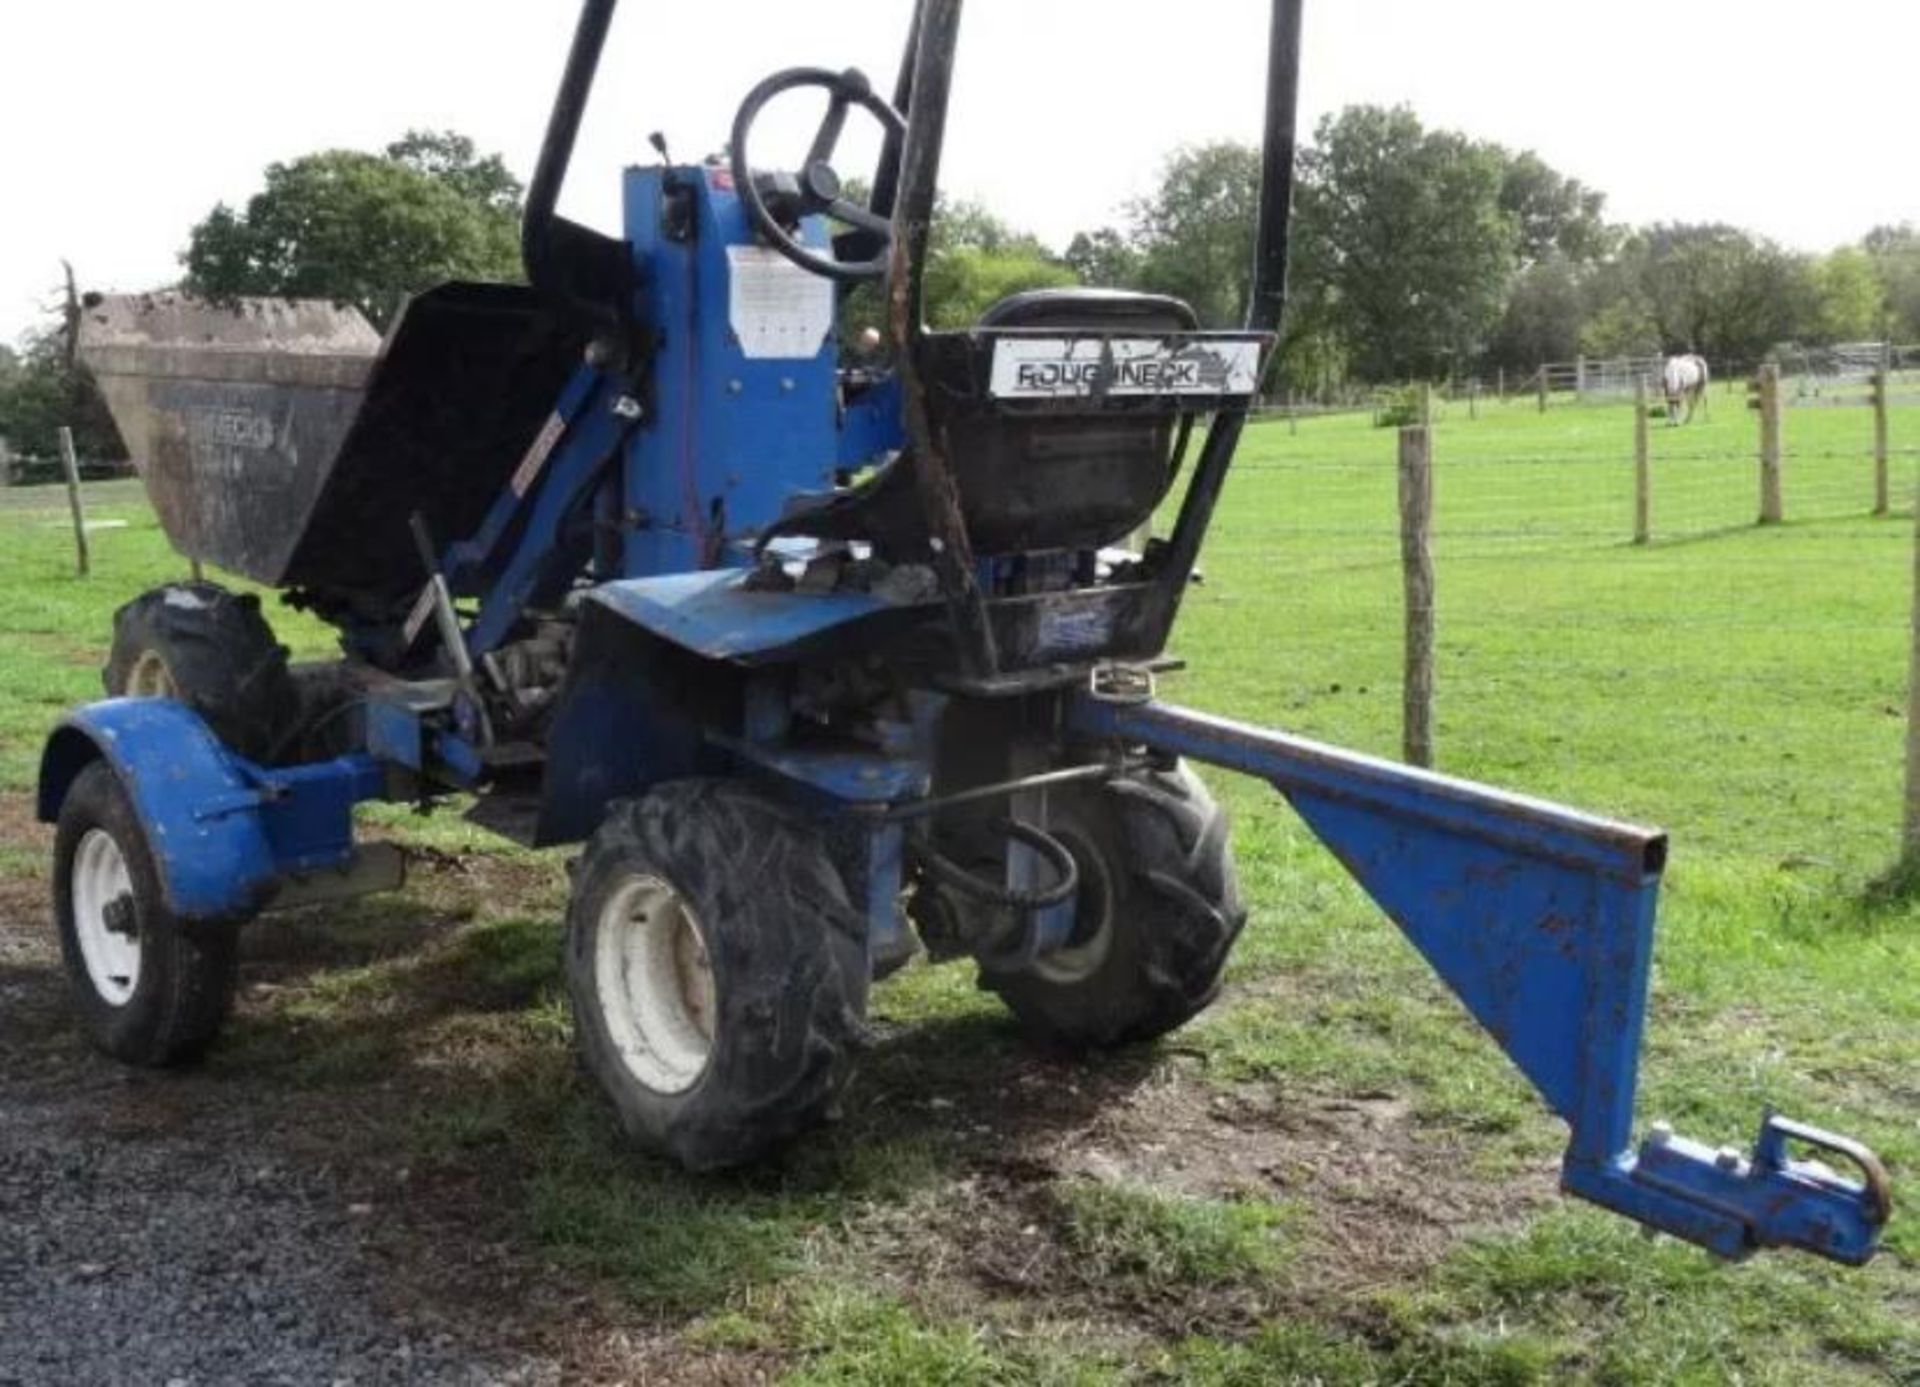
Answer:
[729,66,905,283]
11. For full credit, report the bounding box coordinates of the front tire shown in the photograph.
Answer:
[981,764,1244,1048]
[565,780,868,1170]
[52,762,238,1065]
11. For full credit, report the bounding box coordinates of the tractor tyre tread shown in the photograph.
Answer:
[566,779,868,1171]
[983,763,1244,1049]
[103,582,296,762]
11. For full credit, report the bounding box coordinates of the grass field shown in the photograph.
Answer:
[2,390,1917,1382]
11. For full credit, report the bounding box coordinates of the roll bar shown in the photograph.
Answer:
[522,0,1302,335]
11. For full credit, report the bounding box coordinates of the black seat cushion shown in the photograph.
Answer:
[976,288,1198,333]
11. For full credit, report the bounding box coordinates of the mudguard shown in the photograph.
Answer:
[583,568,924,665]
[38,698,383,920]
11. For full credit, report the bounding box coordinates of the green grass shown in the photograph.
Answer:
[3,389,1919,1383]
[1053,1181,1293,1292]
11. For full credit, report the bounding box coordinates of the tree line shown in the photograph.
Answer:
[1074,106,1917,393]
[5,110,1917,458]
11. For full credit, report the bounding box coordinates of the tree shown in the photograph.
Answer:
[1864,224,1920,341]
[0,322,122,460]
[920,195,1076,327]
[1063,228,1140,289]
[384,130,521,212]
[921,246,1078,329]
[1809,248,1883,344]
[834,188,1077,340]
[932,196,1050,260]
[1491,149,1613,265]
[1126,142,1263,328]
[1292,106,1515,381]
[1487,255,1588,370]
[182,129,523,330]
[1623,223,1814,366]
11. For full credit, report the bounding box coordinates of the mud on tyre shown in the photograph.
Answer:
[565,779,869,1170]
[103,581,296,763]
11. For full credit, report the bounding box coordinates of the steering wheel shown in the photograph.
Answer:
[729,67,905,283]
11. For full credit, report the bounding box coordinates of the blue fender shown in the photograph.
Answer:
[40,699,279,919]
[38,699,384,920]
[585,568,928,665]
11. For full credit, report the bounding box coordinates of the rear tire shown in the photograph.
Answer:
[103,582,296,762]
[52,762,238,1065]
[981,764,1244,1048]
[566,779,868,1170]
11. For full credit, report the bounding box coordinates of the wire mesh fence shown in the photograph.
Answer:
[1178,389,1920,867]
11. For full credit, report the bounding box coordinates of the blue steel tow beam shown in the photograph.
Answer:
[1067,693,1891,1266]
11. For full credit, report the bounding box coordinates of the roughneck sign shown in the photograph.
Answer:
[989,337,1263,399]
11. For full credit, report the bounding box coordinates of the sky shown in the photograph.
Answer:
[1,0,1915,345]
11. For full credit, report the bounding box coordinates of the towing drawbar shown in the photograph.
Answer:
[1067,694,1891,1265]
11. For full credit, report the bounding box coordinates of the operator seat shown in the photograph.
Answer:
[974,287,1198,334]
[762,286,1202,560]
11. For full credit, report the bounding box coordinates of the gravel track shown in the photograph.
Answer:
[0,865,584,1386]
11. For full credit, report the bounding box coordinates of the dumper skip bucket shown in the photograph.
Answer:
[79,292,379,584]
[80,285,587,603]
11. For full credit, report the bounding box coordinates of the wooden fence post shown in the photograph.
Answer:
[1756,363,1784,524]
[0,438,11,487]
[1537,366,1548,415]
[1905,487,1920,855]
[1873,367,1891,517]
[1468,380,1479,421]
[1399,424,1435,768]
[1496,366,1506,402]
[1634,377,1651,544]
[57,427,90,577]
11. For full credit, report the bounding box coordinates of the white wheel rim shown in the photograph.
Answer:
[71,828,141,1006]
[1029,833,1114,985]
[126,650,177,698]
[594,873,715,1095]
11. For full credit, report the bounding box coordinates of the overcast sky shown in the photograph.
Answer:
[1,1,1914,345]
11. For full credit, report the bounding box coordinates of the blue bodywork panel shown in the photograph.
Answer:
[39,699,386,919]
[586,568,926,664]
[465,370,642,656]
[1066,694,1890,1265]
[621,165,857,576]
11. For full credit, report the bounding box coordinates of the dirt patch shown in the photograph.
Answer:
[0,818,733,1384]
[819,1016,1552,1344]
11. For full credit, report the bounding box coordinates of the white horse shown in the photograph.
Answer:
[1661,353,1710,425]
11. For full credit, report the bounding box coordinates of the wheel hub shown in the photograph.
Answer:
[71,828,141,1005]
[1028,827,1115,986]
[125,649,178,699]
[594,873,716,1095]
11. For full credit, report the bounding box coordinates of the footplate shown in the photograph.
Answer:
[1066,694,1891,1265]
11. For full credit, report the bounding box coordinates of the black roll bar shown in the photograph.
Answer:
[523,0,621,325]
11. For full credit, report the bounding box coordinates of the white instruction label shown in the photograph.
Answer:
[989,337,1263,399]
[727,245,834,359]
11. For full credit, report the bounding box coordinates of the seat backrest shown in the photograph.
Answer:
[976,287,1198,333]
[901,290,1205,555]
